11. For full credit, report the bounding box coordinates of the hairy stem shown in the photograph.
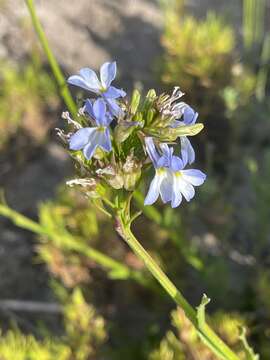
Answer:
[115,211,240,360]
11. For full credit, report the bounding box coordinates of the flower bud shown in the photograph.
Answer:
[144,123,204,142]
[122,154,142,191]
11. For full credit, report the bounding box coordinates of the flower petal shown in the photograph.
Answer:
[183,106,198,125]
[171,156,183,171]
[181,137,195,165]
[170,119,183,128]
[82,131,99,160]
[79,68,101,91]
[177,176,195,201]
[159,143,172,159]
[160,171,173,203]
[69,128,96,150]
[96,128,112,152]
[144,172,163,205]
[145,137,160,168]
[100,62,116,89]
[105,98,123,117]
[103,86,126,99]
[157,155,168,168]
[93,98,106,125]
[171,174,183,208]
[68,68,101,93]
[68,75,94,92]
[84,99,95,119]
[181,169,206,186]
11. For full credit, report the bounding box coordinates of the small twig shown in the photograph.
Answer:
[0,300,61,314]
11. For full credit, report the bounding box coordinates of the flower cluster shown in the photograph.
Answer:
[60,61,206,208]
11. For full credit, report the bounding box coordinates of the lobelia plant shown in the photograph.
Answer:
[56,61,241,360]
[20,1,259,358]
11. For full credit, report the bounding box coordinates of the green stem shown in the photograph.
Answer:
[25,0,77,118]
[116,212,240,360]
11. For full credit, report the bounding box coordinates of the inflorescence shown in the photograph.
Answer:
[59,61,206,208]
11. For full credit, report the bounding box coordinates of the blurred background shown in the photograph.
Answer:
[0,0,270,358]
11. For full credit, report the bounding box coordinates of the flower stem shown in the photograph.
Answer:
[116,212,240,360]
[25,0,78,119]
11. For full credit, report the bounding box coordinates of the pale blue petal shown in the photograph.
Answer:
[100,62,117,89]
[178,177,195,201]
[170,120,183,128]
[171,175,183,208]
[79,68,101,91]
[68,68,101,93]
[145,137,160,168]
[181,137,195,165]
[171,156,183,171]
[68,75,96,92]
[103,86,126,99]
[183,106,198,125]
[157,155,168,168]
[96,128,112,152]
[82,131,99,160]
[160,172,173,203]
[144,173,162,205]
[105,98,123,117]
[158,143,174,169]
[181,169,206,186]
[159,143,171,158]
[84,99,95,119]
[103,113,113,127]
[93,98,106,125]
[69,128,95,150]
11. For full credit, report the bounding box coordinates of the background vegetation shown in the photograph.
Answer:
[0,0,270,358]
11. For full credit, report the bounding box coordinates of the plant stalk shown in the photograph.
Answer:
[116,212,240,360]
[25,0,77,118]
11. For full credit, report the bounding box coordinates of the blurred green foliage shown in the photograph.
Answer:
[0,53,57,149]
[0,288,107,360]
[149,308,251,360]
[161,11,235,92]
[1,0,270,358]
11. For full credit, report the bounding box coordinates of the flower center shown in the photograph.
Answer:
[174,171,182,178]
[97,126,106,132]
[157,167,166,175]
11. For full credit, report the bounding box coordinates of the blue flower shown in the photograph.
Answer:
[144,137,206,208]
[172,104,198,165]
[69,98,112,160]
[68,62,126,116]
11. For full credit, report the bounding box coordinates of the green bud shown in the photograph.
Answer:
[123,168,141,191]
[93,147,106,159]
[96,166,124,190]
[107,173,124,189]
[114,124,134,143]
[141,89,157,113]
[174,123,204,137]
[146,108,156,126]
[122,154,142,191]
[144,123,204,141]
[130,89,141,114]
